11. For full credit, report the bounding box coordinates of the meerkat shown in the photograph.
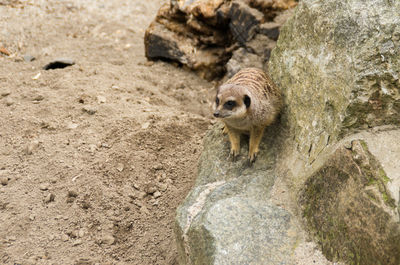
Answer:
[213,68,282,163]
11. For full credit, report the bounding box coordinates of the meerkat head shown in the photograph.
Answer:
[213,84,251,120]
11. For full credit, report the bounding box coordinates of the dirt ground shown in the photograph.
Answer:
[0,1,217,264]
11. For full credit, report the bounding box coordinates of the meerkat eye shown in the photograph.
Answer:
[223,100,236,110]
[215,97,220,106]
[244,95,251,108]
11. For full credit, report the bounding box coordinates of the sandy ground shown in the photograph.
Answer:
[0,0,216,264]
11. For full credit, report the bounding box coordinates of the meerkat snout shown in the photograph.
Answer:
[213,68,282,163]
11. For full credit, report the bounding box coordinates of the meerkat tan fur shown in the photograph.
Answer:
[213,68,282,163]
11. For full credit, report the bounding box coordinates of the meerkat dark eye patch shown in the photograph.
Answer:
[215,97,220,106]
[244,95,251,108]
[223,100,236,110]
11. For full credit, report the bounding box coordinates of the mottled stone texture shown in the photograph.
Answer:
[269,0,400,158]
[300,140,400,265]
[268,0,400,264]
[175,124,300,265]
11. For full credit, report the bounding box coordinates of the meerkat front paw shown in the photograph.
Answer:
[248,151,258,164]
[229,148,240,161]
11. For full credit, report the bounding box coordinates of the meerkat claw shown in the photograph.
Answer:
[229,150,239,161]
[249,152,257,164]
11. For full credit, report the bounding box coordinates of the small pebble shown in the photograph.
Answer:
[67,123,79,129]
[29,214,35,221]
[97,95,106,103]
[138,191,147,199]
[39,183,49,191]
[116,163,124,172]
[32,72,41,80]
[153,191,161,198]
[68,190,78,197]
[165,178,173,185]
[23,55,36,62]
[144,185,157,195]
[25,140,40,155]
[153,163,163,170]
[44,193,55,203]
[61,234,69,242]
[141,122,150,129]
[102,234,115,245]
[73,239,82,246]
[69,230,78,238]
[0,176,8,186]
[78,229,85,238]
[82,106,97,115]
[140,206,149,215]
[157,183,167,192]
[5,98,13,106]
[81,201,91,209]
[32,95,45,102]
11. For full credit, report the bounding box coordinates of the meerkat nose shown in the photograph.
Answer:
[213,112,220,118]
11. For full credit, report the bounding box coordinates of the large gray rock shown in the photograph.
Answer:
[175,124,335,264]
[175,124,295,264]
[299,137,400,265]
[268,0,400,264]
[269,0,400,160]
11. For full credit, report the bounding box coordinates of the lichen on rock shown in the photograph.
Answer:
[269,0,400,158]
[299,140,399,265]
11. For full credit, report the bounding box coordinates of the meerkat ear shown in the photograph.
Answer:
[244,95,251,108]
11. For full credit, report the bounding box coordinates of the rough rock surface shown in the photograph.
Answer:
[145,0,296,79]
[175,124,333,265]
[300,137,400,265]
[175,0,400,264]
[269,0,400,159]
[268,0,400,264]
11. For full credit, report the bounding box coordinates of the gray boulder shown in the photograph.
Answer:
[299,137,400,265]
[269,0,400,264]
[175,124,335,264]
[269,0,400,159]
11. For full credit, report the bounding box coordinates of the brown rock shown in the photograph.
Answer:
[258,22,280,41]
[172,0,225,18]
[0,176,8,186]
[229,1,264,45]
[145,21,228,80]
